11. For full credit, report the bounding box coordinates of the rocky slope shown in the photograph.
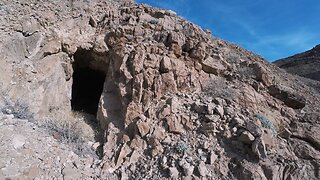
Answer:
[0,0,320,179]
[274,45,320,81]
[0,113,101,179]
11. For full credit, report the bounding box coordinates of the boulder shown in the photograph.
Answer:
[268,85,306,109]
[201,56,227,75]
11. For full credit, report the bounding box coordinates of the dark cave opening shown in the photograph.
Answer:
[71,49,107,117]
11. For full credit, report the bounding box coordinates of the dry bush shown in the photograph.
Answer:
[0,94,33,119]
[41,111,98,157]
[203,76,236,100]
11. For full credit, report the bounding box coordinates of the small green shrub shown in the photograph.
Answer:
[255,113,277,136]
[175,143,188,154]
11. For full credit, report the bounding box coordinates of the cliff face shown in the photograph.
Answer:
[0,0,320,179]
[274,45,320,81]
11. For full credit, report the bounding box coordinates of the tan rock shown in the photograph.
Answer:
[12,134,26,149]
[201,56,227,75]
[136,120,150,137]
[262,128,274,148]
[160,56,172,73]
[197,161,208,177]
[170,43,182,57]
[42,40,61,56]
[24,166,40,178]
[252,62,273,86]
[169,167,180,179]
[238,131,255,144]
[252,137,267,159]
[116,144,132,167]
[165,115,184,134]
[93,34,109,54]
[190,42,206,60]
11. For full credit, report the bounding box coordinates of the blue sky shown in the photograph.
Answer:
[136,0,320,61]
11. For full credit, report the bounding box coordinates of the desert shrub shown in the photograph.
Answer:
[175,142,188,154]
[255,113,277,136]
[41,112,97,157]
[150,19,159,24]
[203,76,236,99]
[1,97,33,119]
[226,53,241,64]
[238,66,255,79]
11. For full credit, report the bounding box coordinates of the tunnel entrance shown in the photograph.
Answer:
[71,49,107,116]
[71,68,105,116]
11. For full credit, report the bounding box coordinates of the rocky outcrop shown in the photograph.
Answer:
[274,44,320,81]
[1,0,320,179]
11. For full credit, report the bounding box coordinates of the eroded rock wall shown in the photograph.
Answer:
[0,0,320,179]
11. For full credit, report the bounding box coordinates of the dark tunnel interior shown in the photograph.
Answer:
[71,50,106,116]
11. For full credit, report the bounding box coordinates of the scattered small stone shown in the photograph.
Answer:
[215,105,224,117]
[169,167,179,179]
[252,137,267,159]
[238,131,255,144]
[197,161,208,177]
[12,134,26,149]
[178,159,194,176]
[279,127,291,139]
[209,152,218,165]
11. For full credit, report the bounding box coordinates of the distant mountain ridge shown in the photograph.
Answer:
[274,44,320,81]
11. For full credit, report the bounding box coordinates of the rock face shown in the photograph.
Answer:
[274,44,320,81]
[1,0,320,179]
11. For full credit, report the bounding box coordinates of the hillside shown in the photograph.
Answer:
[274,45,320,81]
[0,0,319,179]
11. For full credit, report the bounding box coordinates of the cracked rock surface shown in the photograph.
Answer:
[0,0,320,179]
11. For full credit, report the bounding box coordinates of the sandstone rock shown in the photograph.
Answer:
[136,120,150,137]
[20,17,39,36]
[62,166,81,180]
[1,1,320,179]
[160,56,172,73]
[261,128,274,148]
[12,134,26,149]
[170,43,182,57]
[197,161,208,177]
[252,62,273,86]
[169,167,180,179]
[209,152,218,165]
[167,96,179,114]
[206,103,215,115]
[205,114,220,122]
[238,131,255,144]
[165,115,184,134]
[42,40,61,56]
[252,137,267,159]
[201,56,227,75]
[93,35,109,54]
[190,42,206,60]
[246,121,263,137]
[178,159,194,176]
[268,85,306,109]
[116,144,132,167]
[167,31,185,46]
[215,105,224,117]
[89,16,97,27]
[231,117,245,127]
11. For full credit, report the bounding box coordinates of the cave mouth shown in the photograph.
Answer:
[71,49,107,117]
